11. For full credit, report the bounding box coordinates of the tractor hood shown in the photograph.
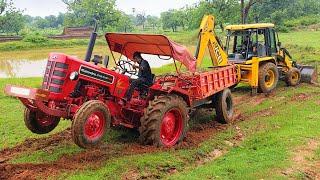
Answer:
[105,33,196,72]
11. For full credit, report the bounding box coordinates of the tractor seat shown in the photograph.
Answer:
[140,74,156,89]
[257,43,266,57]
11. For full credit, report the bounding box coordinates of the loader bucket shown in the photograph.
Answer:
[299,65,318,84]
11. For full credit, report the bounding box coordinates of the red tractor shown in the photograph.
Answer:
[5,23,237,148]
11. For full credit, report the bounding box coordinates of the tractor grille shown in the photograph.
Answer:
[42,61,69,93]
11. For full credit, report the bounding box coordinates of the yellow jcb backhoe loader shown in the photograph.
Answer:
[195,15,317,94]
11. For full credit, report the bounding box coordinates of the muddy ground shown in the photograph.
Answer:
[0,92,309,180]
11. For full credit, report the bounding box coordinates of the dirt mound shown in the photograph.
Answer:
[282,139,320,179]
[0,128,71,162]
[291,93,310,101]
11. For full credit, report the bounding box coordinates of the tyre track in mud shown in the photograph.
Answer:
[0,92,281,180]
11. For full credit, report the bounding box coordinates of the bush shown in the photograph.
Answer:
[276,25,290,33]
[22,33,49,43]
[284,15,320,28]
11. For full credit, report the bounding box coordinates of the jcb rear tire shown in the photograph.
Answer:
[258,62,279,93]
[72,100,110,149]
[214,88,233,124]
[139,95,189,147]
[24,108,60,134]
[285,68,301,86]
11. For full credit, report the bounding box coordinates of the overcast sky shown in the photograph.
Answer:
[12,0,199,17]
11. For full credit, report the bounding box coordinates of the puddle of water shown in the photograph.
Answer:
[0,54,173,78]
[0,59,47,78]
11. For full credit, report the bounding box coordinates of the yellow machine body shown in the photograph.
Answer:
[195,15,316,94]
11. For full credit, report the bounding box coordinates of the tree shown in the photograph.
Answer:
[0,0,25,34]
[146,15,159,30]
[117,12,134,32]
[63,0,120,30]
[161,9,181,32]
[241,0,262,23]
[136,13,146,30]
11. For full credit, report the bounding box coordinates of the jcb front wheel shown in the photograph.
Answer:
[139,95,188,147]
[24,108,60,134]
[214,88,233,124]
[72,100,110,148]
[285,68,301,86]
[258,62,279,93]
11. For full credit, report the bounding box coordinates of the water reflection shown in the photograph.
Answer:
[0,54,173,78]
[0,59,47,78]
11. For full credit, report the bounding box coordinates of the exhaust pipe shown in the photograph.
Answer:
[84,19,98,62]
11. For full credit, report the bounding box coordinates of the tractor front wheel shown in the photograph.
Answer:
[24,108,60,134]
[285,68,301,86]
[72,100,110,148]
[139,95,188,147]
[258,62,279,93]
[214,88,233,124]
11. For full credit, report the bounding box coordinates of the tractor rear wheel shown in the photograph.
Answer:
[258,62,279,93]
[139,94,188,147]
[24,108,60,134]
[285,68,301,86]
[72,100,110,148]
[214,88,233,124]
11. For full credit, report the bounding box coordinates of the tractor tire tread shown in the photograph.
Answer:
[71,100,110,149]
[24,108,60,134]
[215,88,233,124]
[139,94,189,147]
[285,67,301,86]
[258,62,279,93]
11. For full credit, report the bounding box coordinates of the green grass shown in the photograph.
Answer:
[0,29,320,179]
[0,78,69,149]
[0,38,107,52]
[171,85,320,179]
[313,146,320,161]
[11,144,83,164]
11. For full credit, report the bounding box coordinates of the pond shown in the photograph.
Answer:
[0,54,173,78]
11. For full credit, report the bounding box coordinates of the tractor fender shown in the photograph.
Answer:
[149,87,192,107]
[257,57,277,66]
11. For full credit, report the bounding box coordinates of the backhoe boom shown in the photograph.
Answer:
[195,15,228,67]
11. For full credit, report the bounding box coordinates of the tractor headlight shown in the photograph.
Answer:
[69,71,79,80]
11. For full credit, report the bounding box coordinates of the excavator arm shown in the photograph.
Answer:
[195,15,229,67]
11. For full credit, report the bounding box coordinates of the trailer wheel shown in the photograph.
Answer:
[215,88,233,124]
[72,100,110,148]
[258,62,279,93]
[24,108,60,134]
[285,68,301,86]
[139,94,188,147]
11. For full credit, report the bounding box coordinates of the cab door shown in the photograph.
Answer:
[266,28,278,56]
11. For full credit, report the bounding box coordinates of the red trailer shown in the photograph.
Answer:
[5,31,237,148]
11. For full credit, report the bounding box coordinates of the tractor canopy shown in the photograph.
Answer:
[105,33,196,72]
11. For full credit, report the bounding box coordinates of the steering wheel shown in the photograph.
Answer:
[116,59,138,76]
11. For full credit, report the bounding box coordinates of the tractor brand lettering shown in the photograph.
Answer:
[79,66,114,84]
[213,42,223,64]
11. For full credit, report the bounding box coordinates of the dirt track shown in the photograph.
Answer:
[0,93,272,180]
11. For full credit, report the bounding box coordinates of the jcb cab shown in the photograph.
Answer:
[225,23,317,93]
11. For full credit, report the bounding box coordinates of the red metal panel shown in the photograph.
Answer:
[197,65,237,98]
